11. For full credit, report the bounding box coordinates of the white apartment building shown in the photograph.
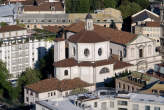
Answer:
[24,78,95,105]
[36,90,164,110]
[0,25,54,77]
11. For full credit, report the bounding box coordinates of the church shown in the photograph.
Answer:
[53,14,162,84]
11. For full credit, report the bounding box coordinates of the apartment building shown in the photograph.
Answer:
[0,25,54,77]
[35,89,164,110]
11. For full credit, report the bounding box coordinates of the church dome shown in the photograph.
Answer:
[68,30,109,43]
[85,13,92,19]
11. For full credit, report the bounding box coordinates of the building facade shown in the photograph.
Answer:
[53,14,134,84]
[0,25,54,77]
[24,78,95,105]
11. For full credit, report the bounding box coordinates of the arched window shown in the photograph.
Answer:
[100,67,109,74]
[64,70,68,76]
[84,48,90,57]
[98,48,102,56]
[73,47,75,56]
[148,45,152,56]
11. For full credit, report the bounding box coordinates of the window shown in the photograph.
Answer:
[64,70,68,76]
[133,104,139,110]
[26,97,29,102]
[94,102,97,108]
[118,108,127,110]
[73,47,75,56]
[110,101,114,108]
[84,48,90,57]
[26,89,28,94]
[30,91,33,96]
[120,51,122,57]
[139,49,143,58]
[54,92,56,96]
[100,67,109,74]
[48,20,52,22]
[48,93,50,97]
[110,48,112,54]
[145,105,150,110]
[98,48,102,56]
[154,107,160,110]
[118,100,128,106]
[51,92,53,96]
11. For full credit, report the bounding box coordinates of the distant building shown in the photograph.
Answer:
[0,3,21,25]
[115,71,159,93]
[18,8,123,30]
[133,21,162,46]
[0,25,54,77]
[24,78,95,105]
[131,9,160,33]
[36,90,164,110]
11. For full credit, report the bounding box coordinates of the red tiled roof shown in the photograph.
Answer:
[43,25,62,33]
[25,78,92,93]
[145,22,160,27]
[68,30,109,43]
[24,2,64,11]
[0,25,26,33]
[65,21,137,45]
[53,57,133,69]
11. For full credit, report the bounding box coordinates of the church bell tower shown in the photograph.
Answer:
[85,13,94,31]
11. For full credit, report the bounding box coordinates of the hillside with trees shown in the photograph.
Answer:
[66,0,149,19]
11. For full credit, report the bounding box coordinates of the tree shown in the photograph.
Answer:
[17,68,41,102]
[79,0,90,13]
[0,22,8,27]
[134,0,149,9]
[39,47,54,79]
[104,0,117,8]
[119,1,142,19]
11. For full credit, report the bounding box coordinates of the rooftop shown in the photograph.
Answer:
[24,2,64,12]
[0,25,26,33]
[25,78,93,93]
[118,72,159,87]
[145,22,160,27]
[65,21,137,45]
[36,91,164,110]
[131,9,160,23]
[53,57,133,69]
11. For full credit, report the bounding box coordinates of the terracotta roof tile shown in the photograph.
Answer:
[0,25,26,33]
[53,58,78,67]
[25,78,92,93]
[145,22,160,27]
[24,2,64,11]
[54,57,133,68]
[114,61,133,70]
[68,30,109,43]
[65,21,137,45]
[43,25,62,33]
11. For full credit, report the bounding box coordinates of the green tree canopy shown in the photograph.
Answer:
[0,22,8,27]
[17,68,41,103]
[134,0,149,9]
[119,1,142,18]
[104,0,117,8]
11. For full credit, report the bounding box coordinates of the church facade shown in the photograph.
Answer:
[53,14,135,84]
